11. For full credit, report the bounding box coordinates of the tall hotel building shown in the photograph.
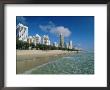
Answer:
[69,40,73,49]
[27,36,33,44]
[27,34,41,46]
[16,23,28,42]
[59,33,64,48]
[42,35,50,45]
[35,34,41,44]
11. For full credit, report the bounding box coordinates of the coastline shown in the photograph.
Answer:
[17,50,78,74]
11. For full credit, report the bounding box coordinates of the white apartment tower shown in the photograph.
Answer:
[69,40,73,49]
[27,36,33,44]
[16,23,28,42]
[35,34,41,44]
[59,33,64,48]
[43,35,50,45]
[28,34,41,46]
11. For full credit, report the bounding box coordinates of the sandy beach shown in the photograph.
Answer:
[17,50,77,74]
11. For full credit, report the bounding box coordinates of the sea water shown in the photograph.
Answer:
[25,52,94,74]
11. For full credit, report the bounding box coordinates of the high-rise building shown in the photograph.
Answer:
[35,34,41,44]
[69,40,73,49]
[42,35,50,45]
[27,36,33,44]
[27,34,41,45]
[16,23,28,42]
[59,33,64,48]
[32,36,36,46]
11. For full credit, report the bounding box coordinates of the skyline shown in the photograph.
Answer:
[16,16,94,51]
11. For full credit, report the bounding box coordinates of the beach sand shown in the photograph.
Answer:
[16,50,77,74]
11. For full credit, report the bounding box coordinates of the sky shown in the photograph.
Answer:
[16,16,94,52]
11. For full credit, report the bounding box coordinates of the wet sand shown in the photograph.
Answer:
[16,50,77,74]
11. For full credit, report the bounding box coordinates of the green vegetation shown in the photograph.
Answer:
[16,38,28,50]
[16,38,79,51]
[16,38,33,50]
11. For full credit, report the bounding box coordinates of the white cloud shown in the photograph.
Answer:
[50,26,71,37]
[39,21,71,37]
[39,21,55,32]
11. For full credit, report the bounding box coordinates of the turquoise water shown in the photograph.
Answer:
[27,52,94,74]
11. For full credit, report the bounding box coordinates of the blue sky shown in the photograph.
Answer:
[16,16,94,52]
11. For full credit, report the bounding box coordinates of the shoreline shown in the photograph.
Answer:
[17,50,79,74]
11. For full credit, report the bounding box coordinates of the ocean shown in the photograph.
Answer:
[25,52,94,74]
